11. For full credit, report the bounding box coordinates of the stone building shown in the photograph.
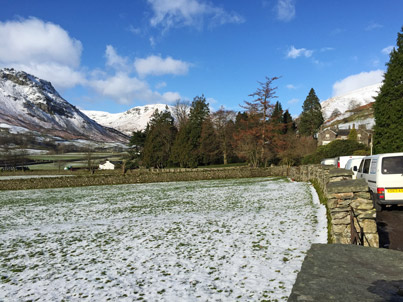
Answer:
[317,125,372,146]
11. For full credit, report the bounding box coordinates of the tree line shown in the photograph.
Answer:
[128,77,324,169]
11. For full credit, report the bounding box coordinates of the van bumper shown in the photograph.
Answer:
[378,199,403,205]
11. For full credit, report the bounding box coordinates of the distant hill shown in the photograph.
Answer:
[0,68,128,150]
[320,83,381,130]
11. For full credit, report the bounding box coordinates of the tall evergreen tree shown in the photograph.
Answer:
[199,117,220,165]
[373,26,403,153]
[298,88,324,137]
[170,95,210,167]
[142,109,177,168]
[282,110,296,134]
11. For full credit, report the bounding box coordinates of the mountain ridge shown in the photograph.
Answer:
[0,68,128,144]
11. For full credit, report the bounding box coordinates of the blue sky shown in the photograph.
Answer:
[0,0,402,116]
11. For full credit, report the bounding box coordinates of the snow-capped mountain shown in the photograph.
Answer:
[320,83,381,120]
[0,68,128,143]
[83,104,175,135]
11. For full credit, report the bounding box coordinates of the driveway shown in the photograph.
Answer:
[377,205,403,251]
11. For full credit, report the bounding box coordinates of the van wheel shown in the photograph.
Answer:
[372,193,383,212]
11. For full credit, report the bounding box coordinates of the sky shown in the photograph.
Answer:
[0,0,402,117]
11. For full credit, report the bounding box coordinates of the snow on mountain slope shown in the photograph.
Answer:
[0,68,128,143]
[83,104,175,134]
[320,83,381,120]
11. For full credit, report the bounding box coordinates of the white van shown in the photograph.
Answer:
[345,156,365,179]
[356,152,403,211]
[337,155,365,169]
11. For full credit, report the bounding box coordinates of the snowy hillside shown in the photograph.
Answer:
[83,104,175,134]
[0,68,128,143]
[320,83,381,120]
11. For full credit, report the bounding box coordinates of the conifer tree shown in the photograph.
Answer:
[142,109,177,168]
[170,95,210,167]
[299,88,324,137]
[373,26,403,153]
[282,110,296,134]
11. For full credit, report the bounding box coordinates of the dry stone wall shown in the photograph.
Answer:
[286,165,379,247]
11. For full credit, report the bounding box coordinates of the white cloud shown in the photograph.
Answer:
[155,81,167,89]
[105,45,130,71]
[287,46,313,59]
[366,22,383,31]
[287,98,299,104]
[147,0,244,31]
[128,25,141,35]
[381,45,394,55]
[134,55,191,77]
[332,70,384,97]
[275,0,296,22]
[0,17,84,89]
[89,73,181,104]
[286,84,296,89]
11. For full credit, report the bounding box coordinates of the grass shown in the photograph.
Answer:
[0,177,327,301]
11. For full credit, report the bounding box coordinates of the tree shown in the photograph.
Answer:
[299,88,324,137]
[240,76,280,166]
[199,117,220,165]
[329,108,342,119]
[348,128,358,141]
[373,26,403,153]
[172,99,190,131]
[142,109,177,168]
[211,107,236,165]
[282,109,296,134]
[170,95,210,167]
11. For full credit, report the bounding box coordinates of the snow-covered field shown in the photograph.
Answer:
[0,177,327,301]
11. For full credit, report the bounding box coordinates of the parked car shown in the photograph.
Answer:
[344,156,365,179]
[321,158,337,166]
[336,155,366,169]
[356,152,403,211]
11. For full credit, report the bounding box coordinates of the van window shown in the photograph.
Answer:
[382,156,403,174]
[363,159,371,174]
[370,159,377,174]
[358,159,365,173]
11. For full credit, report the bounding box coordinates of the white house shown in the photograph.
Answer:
[99,160,115,170]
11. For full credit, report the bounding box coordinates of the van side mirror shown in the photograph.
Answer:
[353,166,358,171]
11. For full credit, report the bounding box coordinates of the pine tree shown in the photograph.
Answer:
[170,95,210,167]
[373,26,403,153]
[142,109,177,168]
[282,110,296,134]
[299,88,324,137]
[199,117,220,165]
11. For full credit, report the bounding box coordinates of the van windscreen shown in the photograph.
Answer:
[382,156,403,174]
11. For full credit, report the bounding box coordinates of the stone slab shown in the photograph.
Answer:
[288,244,403,301]
[327,178,368,193]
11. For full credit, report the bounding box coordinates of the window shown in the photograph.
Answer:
[358,159,365,173]
[382,156,403,174]
[363,159,371,174]
[326,134,329,138]
[370,159,377,174]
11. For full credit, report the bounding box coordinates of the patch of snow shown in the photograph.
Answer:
[83,104,175,134]
[321,83,381,120]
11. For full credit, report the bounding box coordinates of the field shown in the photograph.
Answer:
[0,177,327,301]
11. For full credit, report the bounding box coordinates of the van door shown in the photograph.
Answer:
[380,156,403,201]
